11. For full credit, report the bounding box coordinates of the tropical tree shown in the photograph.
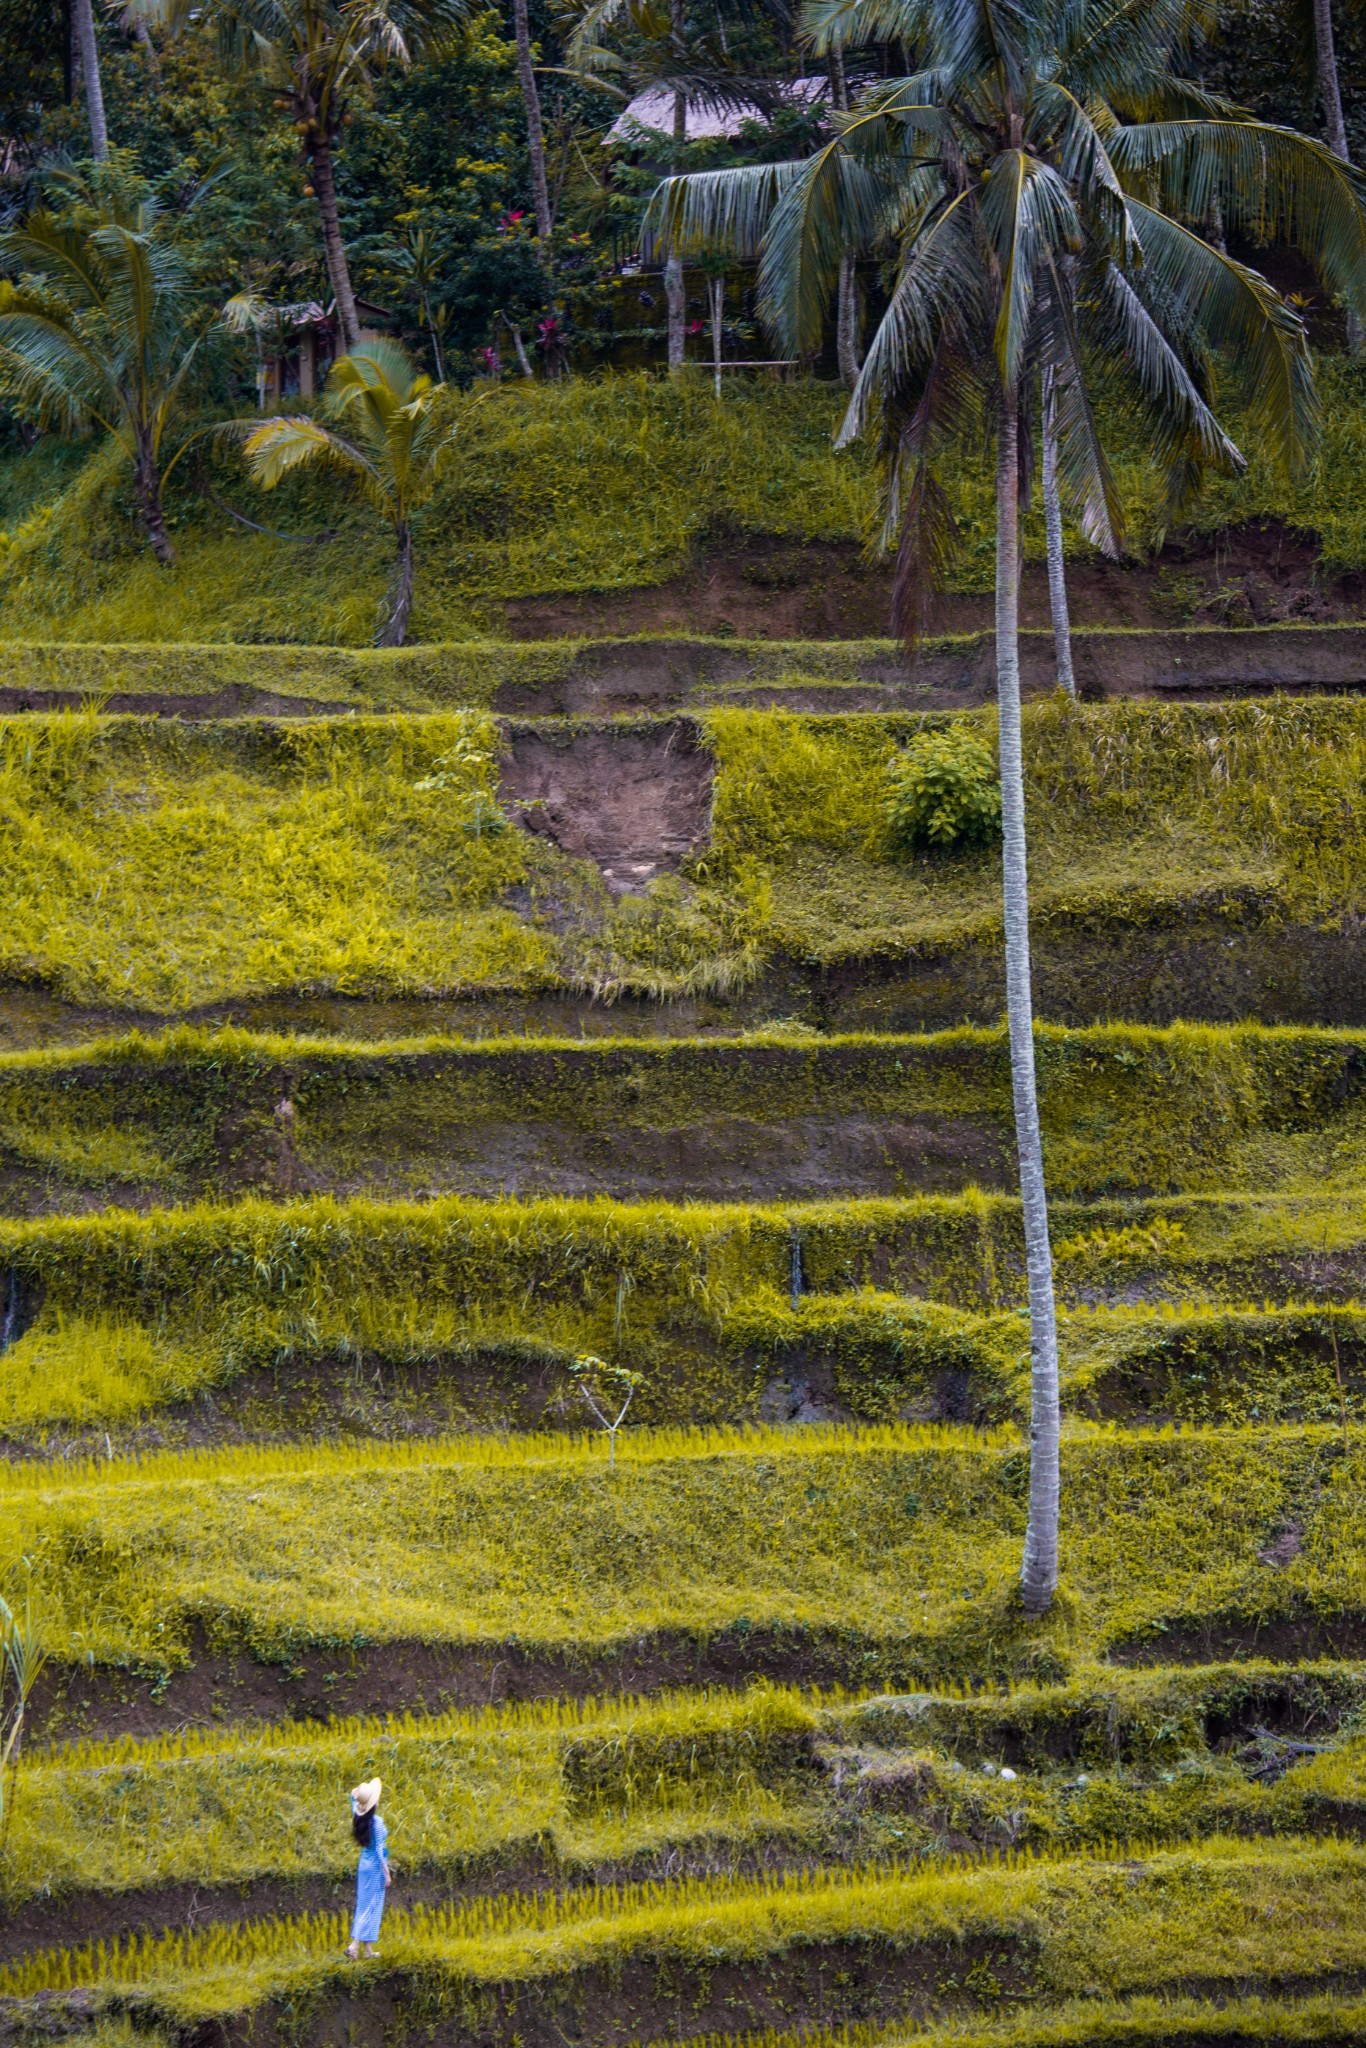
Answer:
[650,0,1366,1612]
[0,162,256,564]
[140,0,466,352]
[569,0,785,371]
[74,0,110,158]
[242,337,461,643]
[512,0,553,240]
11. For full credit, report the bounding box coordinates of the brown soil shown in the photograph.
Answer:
[502,525,1364,644]
[500,717,714,893]
[0,684,354,718]
[29,1625,942,1752]
[0,1109,1011,1218]
[1107,1611,1366,1667]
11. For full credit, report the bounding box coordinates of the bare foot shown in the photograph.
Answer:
[346,1943,360,1960]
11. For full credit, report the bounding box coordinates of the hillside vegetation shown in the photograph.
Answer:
[5,367,1366,645]
[3,334,1366,2048]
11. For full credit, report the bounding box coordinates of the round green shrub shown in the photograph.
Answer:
[882,728,1003,854]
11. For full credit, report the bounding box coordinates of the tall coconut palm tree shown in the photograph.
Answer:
[242,338,461,643]
[0,164,256,563]
[73,0,109,156]
[138,0,465,351]
[569,0,787,372]
[649,0,1366,1612]
[512,0,553,240]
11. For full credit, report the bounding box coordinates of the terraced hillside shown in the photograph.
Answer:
[0,633,1364,2048]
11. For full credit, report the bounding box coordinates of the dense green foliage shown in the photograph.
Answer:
[4,698,1366,1011]
[881,729,1003,855]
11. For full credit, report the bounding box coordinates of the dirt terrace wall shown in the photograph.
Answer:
[7,625,1366,717]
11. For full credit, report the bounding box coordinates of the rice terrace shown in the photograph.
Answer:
[7,0,1366,2040]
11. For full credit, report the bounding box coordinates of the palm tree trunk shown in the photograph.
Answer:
[996,381,1061,1617]
[828,46,861,389]
[1315,0,1350,159]
[309,129,361,353]
[135,445,174,567]
[837,257,861,389]
[73,0,107,159]
[666,0,687,374]
[513,0,553,240]
[378,524,414,646]
[1311,0,1360,349]
[1041,370,1076,699]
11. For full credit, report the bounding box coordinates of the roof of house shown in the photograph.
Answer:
[607,79,829,144]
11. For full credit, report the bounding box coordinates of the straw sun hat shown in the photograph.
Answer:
[352,1778,382,1814]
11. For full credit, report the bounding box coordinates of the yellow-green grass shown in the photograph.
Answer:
[5,1840,1365,2018]
[5,697,1366,1010]
[10,1669,1366,1910]
[11,1018,1366,1211]
[1,1419,1361,1675]
[6,1186,1366,1437]
[0,377,873,645]
[629,1993,1366,2048]
[3,358,1366,646]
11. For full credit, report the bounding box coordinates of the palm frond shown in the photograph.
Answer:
[979,150,1081,384]
[1113,117,1366,322]
[840,186,985,444]
[643,162,806,263]
[1127,197,1317,474]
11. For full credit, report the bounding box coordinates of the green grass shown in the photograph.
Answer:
[608,1994,1366,2048]
[7,1839,1366,2018]
[10,1666,1366,1910]
[11,1017,1366,1211]
[8,1183,1366,1436]
[4,696,1366,1012]
[1,1419,1361,1675]
[0,378,872,645]
[5,359,1366,644]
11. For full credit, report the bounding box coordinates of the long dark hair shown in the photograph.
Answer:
[352,1806,374,1847]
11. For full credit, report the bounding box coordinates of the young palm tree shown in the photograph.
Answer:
[0,164,256,564]
[650,0,1366,1611]
[242,338,461,644]
[139,0,465,351]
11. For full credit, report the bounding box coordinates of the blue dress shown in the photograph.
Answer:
[351,1804,388,1942]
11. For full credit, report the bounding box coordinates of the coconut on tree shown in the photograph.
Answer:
[648,0,1366,1611]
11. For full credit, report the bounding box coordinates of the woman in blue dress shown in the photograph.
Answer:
[346,1777,391,1958]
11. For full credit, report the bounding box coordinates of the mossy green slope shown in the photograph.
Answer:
[4,1423,1361,1676]
[3,697,1366,1017]
[9,1668,1366,1912]
[8,1018,1366,1214]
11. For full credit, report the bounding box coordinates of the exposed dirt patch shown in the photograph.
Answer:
[30,1625,949,1751]
[0,1109,1012,1218]
[1108,1611,1366,1667]
[502,525,1366,645]
[500,718,713,894]
[0,685,353,718]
